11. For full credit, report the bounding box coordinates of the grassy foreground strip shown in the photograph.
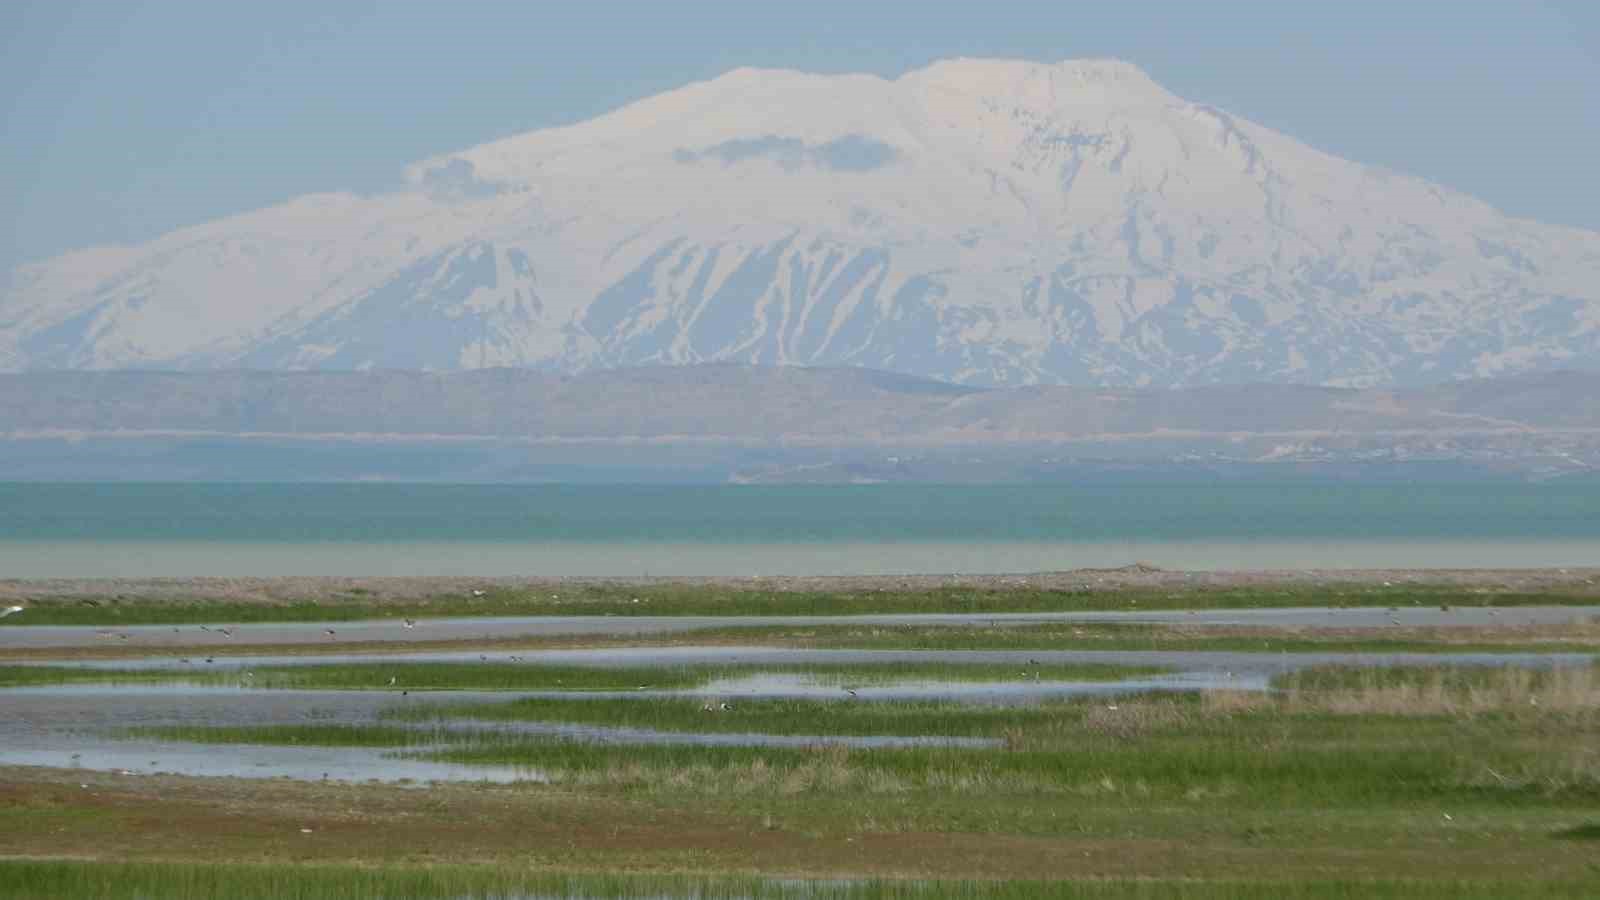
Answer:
[0,660,1165,691]
[6,582,1597,626]
[1,861,1594,900]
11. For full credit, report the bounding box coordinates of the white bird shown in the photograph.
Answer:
[402,618,416,629]
[471,589,486,598]
[323,628,337,638]
[387,676,397,687]
[1,605,26,618]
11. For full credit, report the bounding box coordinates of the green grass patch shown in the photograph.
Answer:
[1273,662,1598,693]
[415,731,1600,808]
[5,582,1595,627]
[0,664,194,687]
[3,660,1164,691]
[389,695,1088,738]
[2,860,1593,900]
[1552,822,1600,840]
[126,723,433,748]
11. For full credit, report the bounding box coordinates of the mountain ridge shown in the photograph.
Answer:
[5,58,1598,386]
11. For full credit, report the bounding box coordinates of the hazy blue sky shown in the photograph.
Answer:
[3,1,1598,273]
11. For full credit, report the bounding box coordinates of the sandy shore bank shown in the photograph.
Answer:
[4,566,1598,604]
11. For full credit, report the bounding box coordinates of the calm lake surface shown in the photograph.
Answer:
[0,482,1596,577]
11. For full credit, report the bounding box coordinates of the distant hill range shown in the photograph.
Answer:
[2,367,1597,482]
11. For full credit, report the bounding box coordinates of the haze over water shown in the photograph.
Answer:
[1,482,1596,578]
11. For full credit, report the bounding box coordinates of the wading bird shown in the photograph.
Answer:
[402,618,416,629]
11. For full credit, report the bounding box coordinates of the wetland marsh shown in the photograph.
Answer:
[3,575,1598,897]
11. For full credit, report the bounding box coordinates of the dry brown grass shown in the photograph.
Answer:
[1185,665,1600,719]
[1281,665,1600,717]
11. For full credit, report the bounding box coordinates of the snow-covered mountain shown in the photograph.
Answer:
[5,58,1599,387]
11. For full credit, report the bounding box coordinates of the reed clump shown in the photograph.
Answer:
[1275,664,1600,718]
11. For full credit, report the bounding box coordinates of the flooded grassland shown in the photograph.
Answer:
[2,577,1598,897]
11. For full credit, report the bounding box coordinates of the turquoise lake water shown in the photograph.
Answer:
[0,482,1596,576]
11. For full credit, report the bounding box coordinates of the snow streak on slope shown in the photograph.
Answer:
[4,59,1599,386]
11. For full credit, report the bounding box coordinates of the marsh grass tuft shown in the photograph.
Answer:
[1271,663,1600,717]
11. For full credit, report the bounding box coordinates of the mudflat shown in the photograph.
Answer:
[4,565,1600,604]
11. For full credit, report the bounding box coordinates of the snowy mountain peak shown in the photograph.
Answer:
[4,60,1599,386]
[903,57,1172,107]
